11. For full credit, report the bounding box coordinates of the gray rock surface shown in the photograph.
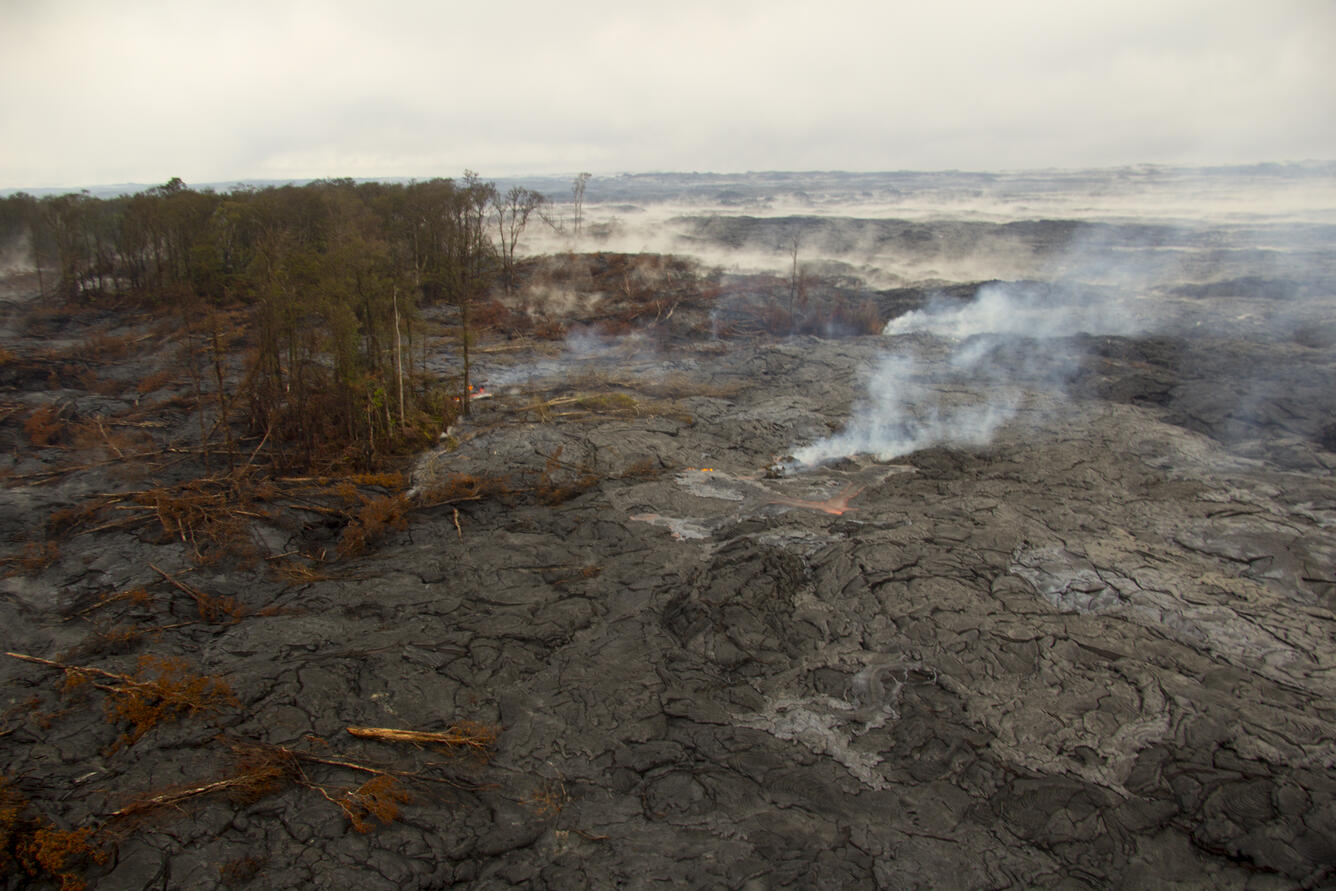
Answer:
[405,328,1336,887]
[5,295,1336,887]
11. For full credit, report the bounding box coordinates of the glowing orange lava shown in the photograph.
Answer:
[768,484,865,516]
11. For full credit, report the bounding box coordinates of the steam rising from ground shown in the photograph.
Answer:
[791,276,1154,466]
[498,168,1336,469]
[476,327,687,391]
[0,234,34,277]
[791,350,1026,465]
[883,282,1142,340]
[512,165,1336,285]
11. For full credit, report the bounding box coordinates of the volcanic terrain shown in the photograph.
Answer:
[3,168,1336,889]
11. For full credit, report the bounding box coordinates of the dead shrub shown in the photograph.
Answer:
[187,587,247,623]
[2,775,103,887]
[337,493,410,559]
[1,541,60,577]
[97,654,239,752]
[148,564,249,624]
[79,330,133,361]
[537,446,600,505]
[108,723,498,832]
[220,855,266,886]
[60,623,153,661]
[472,299,517,331]
[136,369,176,395]
[0,775,28,875]
[532,318,567,340]
[134,486,258,565]
[23,825,108,889]
[7,651,239,755]
[23,405,65,447]
[76,370,125,397]
[47,503,101,537]
[339,776,412,833]
[523,776,568,818]
[109,745,294,822]
[417,472,514,506]
[273,560,333,586]
[342,472,407,490]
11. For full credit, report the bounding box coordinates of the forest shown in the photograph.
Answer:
[0,174,549,471]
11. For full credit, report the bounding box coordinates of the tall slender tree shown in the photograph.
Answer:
[571,172,591,238]
[491,185,545,294]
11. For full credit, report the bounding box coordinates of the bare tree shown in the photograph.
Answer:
[788,228,801,317]
[571,172,591,238]
[491,186,546,293]
[452,171,497,416]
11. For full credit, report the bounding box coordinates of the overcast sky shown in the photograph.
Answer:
[2,0,1333,189]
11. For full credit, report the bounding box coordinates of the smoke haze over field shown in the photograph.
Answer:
[509,167,1336,290]
[781,167,1336,466]
[2,2,1335,188]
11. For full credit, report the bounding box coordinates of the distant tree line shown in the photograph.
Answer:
[0,175,547,470]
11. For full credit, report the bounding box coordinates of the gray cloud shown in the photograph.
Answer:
[2,0,1334,187]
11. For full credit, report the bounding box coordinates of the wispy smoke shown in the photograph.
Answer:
[0,233,34,277]
[478,326,678,391]
[791,207,1335,466]
[883,281,1141,340]
[790,350,1025,464]
[504,170,1334,468]
[792,280,1144,466]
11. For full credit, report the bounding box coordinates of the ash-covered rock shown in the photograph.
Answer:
[390,327,1336,887]
[6,272,1336,887]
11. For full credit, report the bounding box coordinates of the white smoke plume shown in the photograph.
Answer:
[883,281,1144,340]
[790,350,1025,464]
[792,280,1146,466]
[0,232,34,277]
[499,169,1334,467]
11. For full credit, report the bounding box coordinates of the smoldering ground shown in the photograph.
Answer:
[6,166,1336,889]
[503,168,1336,469]
[769,177,1336,467]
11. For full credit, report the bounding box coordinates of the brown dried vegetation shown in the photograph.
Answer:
[0,540,60,576]
[338,776,413,833]
[108,727,498,834]
[523,775,569,819]
[337,493,411,558]
[6,651,238,752]
[46,468,420,570]
[3,650,500,881]
[346,721,501,756]
[23,405,65,447]
[1,776,108,891]
[150,563,249,623]
[135,369,176,395]
[416,471,517,505]
[90,654,237,752]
